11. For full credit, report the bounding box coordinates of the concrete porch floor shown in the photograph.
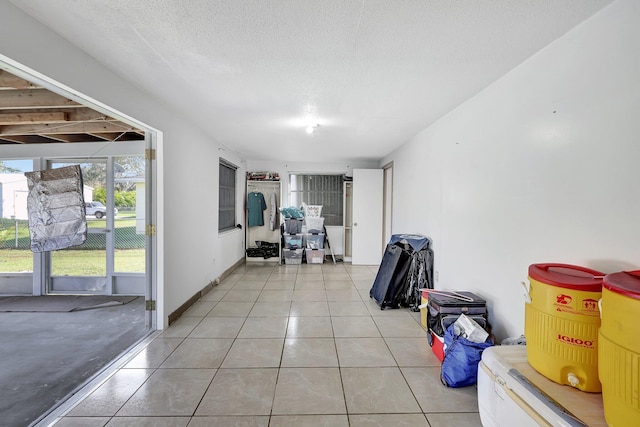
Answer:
[0,297,148,427]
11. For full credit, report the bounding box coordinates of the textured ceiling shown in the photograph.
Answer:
[9,0,614,162]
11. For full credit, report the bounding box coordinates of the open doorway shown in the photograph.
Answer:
[0,62,158,425]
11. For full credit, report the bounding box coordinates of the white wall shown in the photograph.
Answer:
[382,0,640,341]
[247,160,378,256]
[0,2,246,327]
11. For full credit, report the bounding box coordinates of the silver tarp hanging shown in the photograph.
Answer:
[24,165,87,252]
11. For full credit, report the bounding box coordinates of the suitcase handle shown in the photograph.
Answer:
[419,289,475,302]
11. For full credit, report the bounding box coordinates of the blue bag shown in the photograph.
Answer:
[440,323,493,388]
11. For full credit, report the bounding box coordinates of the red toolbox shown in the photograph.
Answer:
[429,330,446,362]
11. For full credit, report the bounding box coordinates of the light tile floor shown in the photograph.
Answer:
[51,263,482,426]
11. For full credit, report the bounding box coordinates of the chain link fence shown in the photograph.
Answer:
[0,216,145,250]
[0,215,146,274]
[0,218,30,249]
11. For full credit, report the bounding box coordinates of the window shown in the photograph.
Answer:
[219,159,237,232]
[289,174,343,226]
[0,159,33,274]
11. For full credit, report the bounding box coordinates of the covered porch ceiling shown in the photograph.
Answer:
[0,69,144,145]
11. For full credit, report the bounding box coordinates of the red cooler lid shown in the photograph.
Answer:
[528,263,605,291]
[603,270,640,300]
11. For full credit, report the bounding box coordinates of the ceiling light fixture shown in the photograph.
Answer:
[306,124,319,134]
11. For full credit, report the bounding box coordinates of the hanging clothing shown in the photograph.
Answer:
[247,191,267,227]
[269,192,278,231]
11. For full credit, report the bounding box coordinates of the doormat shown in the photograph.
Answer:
[0,295,139,312]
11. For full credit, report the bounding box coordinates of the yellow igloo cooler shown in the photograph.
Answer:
[524,263,604,392]
[599,270,640,427]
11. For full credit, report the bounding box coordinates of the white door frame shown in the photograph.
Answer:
[382,161,393,246]
[0,55,160,330]
[45,157,114,295]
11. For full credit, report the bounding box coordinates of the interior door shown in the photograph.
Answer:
[343,181,353,261]
[383,163,393,246]
[47,159,114,294]
[352,169,383,265]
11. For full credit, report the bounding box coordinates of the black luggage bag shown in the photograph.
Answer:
[402,245,434,311]
[426,291,488,342]
[369,243,412,309]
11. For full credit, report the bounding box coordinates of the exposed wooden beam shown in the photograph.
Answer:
[0,134,57,144]
[0,136,25,143]
[1,121,133,136]
[34,134,72,143]
[89,132,145,141]
[0,71,143,145]
[0,112,68,125]
[0,70,40,90]
[1,107,115,122]
[66,108,115,122]
[87,133,115,141]
[0,88,80,109]
[40,133,105,143]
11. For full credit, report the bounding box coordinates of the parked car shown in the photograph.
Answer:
[84,201,117,218]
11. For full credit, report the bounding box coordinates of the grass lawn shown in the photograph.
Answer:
[115,249,146,273]
[1,213,137,235]
[0,249,33,273]
[1,213,145,274]
[0,249,145,274]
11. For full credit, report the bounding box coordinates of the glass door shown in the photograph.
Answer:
[47,158,114,294]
